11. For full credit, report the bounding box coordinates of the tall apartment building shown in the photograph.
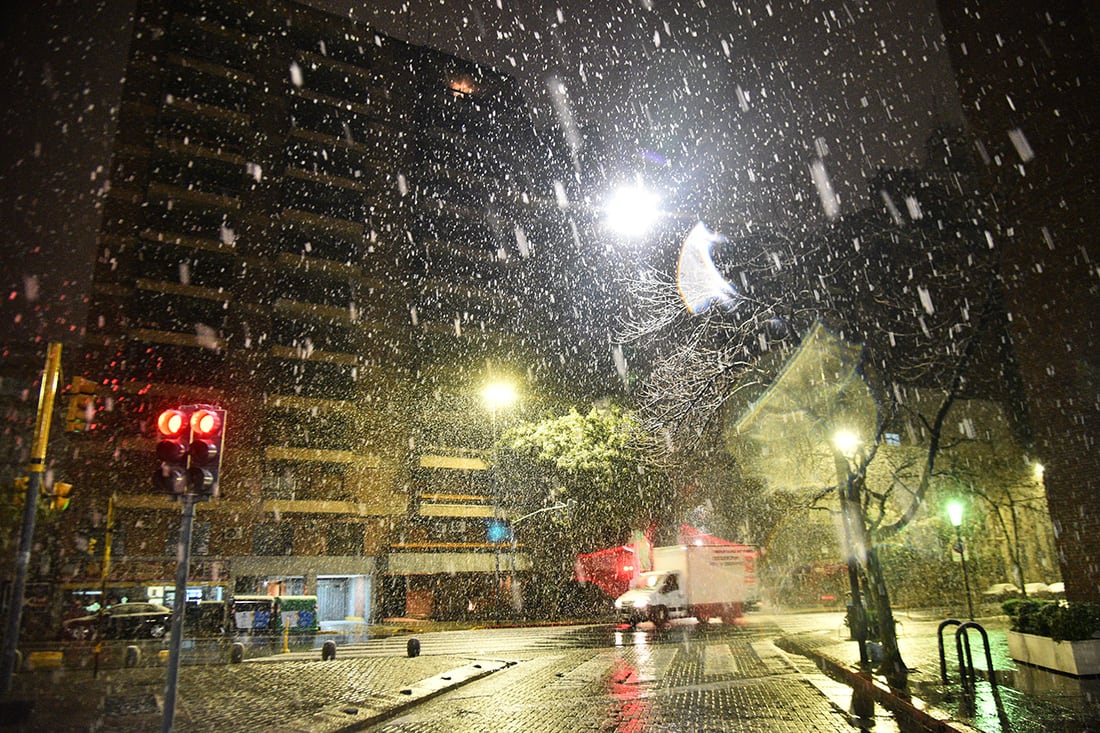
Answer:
[63,0,577,622]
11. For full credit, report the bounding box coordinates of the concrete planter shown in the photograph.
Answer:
[1006,630,1100,676]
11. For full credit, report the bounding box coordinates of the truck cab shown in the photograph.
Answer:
[614,570,686,627]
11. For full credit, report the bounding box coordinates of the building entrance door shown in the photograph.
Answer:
[317,577,349,621]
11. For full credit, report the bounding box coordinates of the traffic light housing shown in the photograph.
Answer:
[47,482,73,511]
[154,408,192,496]
[153,405,225,500]
[64,376,98,432]
[188,407,225,499]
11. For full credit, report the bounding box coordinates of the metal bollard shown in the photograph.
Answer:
[322,640,336,661]
[229,642,244,664]
[406,638,420,658]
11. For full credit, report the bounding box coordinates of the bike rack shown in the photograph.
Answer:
[938,619,998,691]
[955,621,998,693]
[937,619,961,683]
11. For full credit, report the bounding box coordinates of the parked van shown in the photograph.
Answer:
[230,595,319,635]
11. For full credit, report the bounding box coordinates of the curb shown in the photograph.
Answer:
[778,640,983,733]
[278,658,515,733]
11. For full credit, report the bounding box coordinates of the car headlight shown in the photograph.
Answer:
[614,599,623,609]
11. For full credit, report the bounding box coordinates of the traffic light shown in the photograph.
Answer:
[487,519,510,543]
[64,376,98,432]
[154,407,191,496]
[47,482,73,511]
[11,475,29,504]
[152,405,226,500]
[188,406,225,499]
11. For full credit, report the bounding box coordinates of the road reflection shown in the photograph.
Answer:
[608,652,652,733]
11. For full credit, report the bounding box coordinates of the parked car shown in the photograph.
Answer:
[62,602,173,641]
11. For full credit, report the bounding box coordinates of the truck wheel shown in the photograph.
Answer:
[649,606,669,629]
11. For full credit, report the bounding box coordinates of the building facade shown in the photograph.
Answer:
[63,0,575,622]
[936,1,1100,602]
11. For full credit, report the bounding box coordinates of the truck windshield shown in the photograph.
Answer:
[634,573,666,589]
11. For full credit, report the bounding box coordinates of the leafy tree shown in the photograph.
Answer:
[497,405,672,552]
[620,142,1014,688]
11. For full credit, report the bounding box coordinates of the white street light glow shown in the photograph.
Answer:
[604,184,661,237]
[832,430,860,457]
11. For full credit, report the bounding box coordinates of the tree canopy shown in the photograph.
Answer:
[497,405,672,553]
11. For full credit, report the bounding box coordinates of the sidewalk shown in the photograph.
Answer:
[0,651,499,732]
[769,609,1100,732]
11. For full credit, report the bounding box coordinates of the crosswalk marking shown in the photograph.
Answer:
[704,643,738,676]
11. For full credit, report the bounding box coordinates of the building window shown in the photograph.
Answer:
[168,521,210,556]
[327,523,364,556]
[254,523,294,556]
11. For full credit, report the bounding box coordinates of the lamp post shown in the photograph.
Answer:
[947,500,975,620]
[508,500,573,615]
[832,430,869,668]
[482,380,517,618]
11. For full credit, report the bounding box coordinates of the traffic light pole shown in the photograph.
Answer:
[162,494,196,733]
[0,342,62,695]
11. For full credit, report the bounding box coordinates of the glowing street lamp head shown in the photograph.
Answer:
[833,430,860,457]
[946,500,965,528]
[482,381,518,411]
[604,184,661,237]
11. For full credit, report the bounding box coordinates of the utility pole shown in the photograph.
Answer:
[1,342,63,694]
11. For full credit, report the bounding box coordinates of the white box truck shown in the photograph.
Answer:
[614,544,759,627]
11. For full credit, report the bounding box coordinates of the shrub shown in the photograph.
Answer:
[1003,599,1100,641]
[1049,603,1100,642]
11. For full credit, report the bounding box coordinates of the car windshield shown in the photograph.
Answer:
[2,1,1094,730]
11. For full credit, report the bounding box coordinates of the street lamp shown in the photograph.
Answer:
[947,499,975,620]
[603,184,661,237]
[482,381,517,412]
[832,430,869,668]
[482,380,517,618]
[833,429,861,457]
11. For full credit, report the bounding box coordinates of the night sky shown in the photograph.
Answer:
[1,0,963,347]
